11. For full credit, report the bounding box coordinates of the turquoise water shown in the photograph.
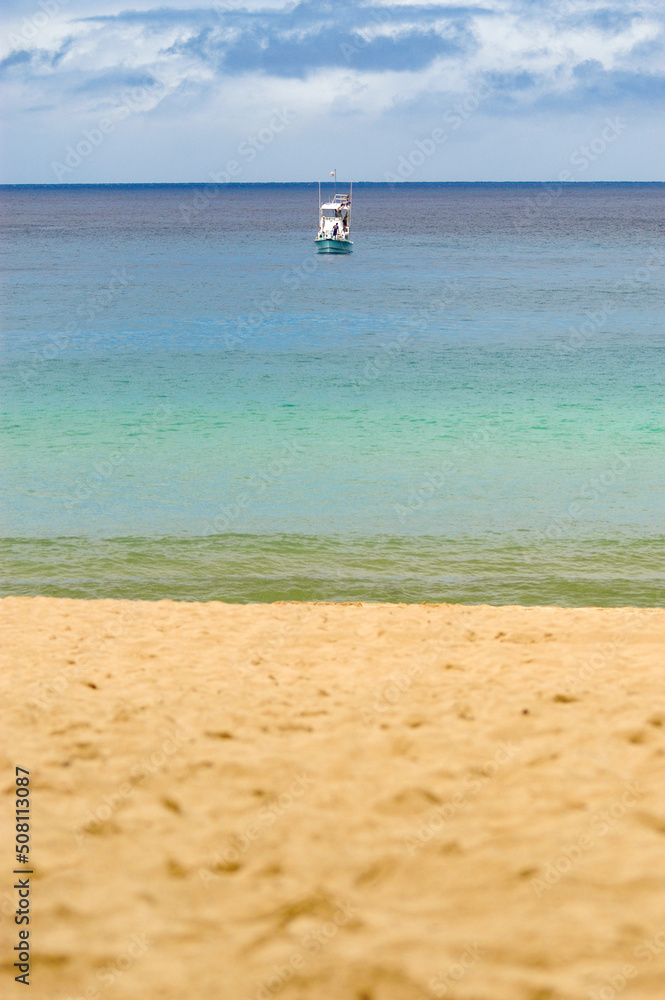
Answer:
[1,183,664,603]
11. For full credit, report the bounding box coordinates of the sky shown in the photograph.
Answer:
[0,0,663,183]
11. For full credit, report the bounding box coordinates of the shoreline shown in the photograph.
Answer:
[4,533,664,607]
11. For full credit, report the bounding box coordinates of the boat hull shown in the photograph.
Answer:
[315,237,353,254]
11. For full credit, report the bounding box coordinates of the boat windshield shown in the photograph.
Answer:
[321,208,338,218]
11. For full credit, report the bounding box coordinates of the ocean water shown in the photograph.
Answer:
[1,182,663,604]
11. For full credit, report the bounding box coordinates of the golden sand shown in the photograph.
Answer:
[1,597,665,1000]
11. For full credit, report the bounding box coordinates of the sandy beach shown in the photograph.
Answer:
[2,597,665,1000]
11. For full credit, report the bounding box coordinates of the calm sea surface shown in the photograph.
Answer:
[1,183,663,603]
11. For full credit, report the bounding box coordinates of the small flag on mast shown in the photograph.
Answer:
[330,170,335,176]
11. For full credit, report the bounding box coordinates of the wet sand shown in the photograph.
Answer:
[1,597,665,1000]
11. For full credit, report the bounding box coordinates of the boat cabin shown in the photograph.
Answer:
[318,194,351,239]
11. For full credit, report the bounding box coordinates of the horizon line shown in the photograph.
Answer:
[1,180,663,188]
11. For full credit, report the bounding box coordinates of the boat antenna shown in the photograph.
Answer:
[318,179,321,217]
[330,168,336,197]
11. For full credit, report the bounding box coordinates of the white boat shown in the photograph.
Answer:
[315,173,353,253]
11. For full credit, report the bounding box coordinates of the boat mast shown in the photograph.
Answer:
[318,180,321,218]
[349,180,352,230]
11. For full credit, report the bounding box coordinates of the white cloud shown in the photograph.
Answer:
[1,0,663,181]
